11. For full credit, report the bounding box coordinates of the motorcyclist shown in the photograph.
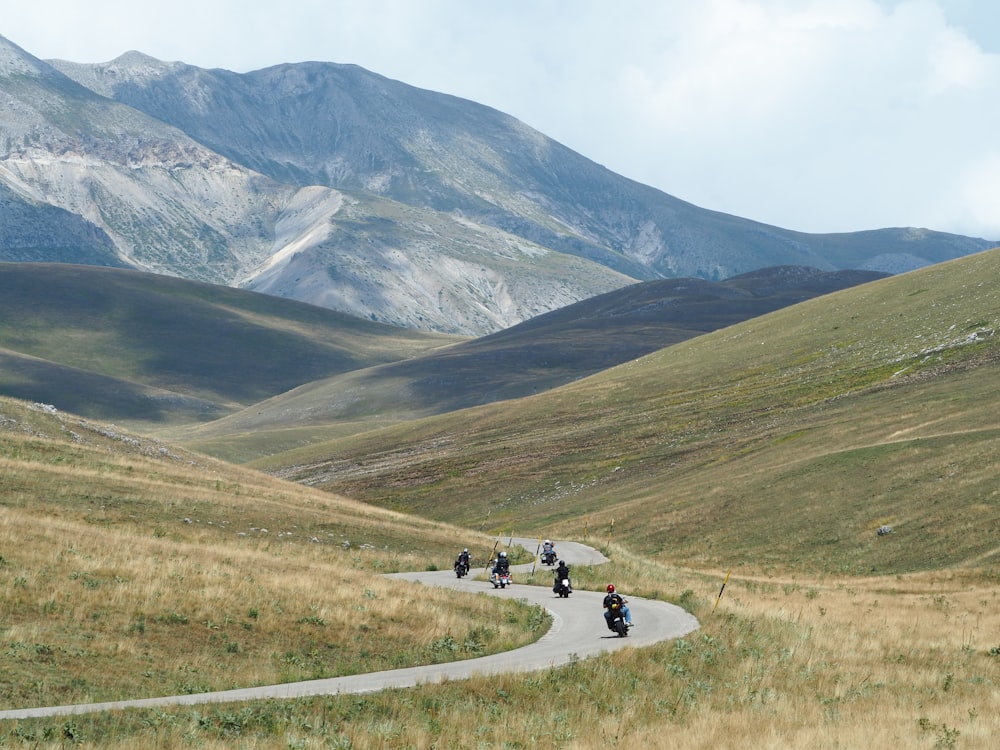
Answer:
[542,539,555,559]
[455,548,470,575]
[553,559,572,593]
[495,550,510,575]
[602,584,633,629]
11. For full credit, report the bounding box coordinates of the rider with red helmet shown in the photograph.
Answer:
[602,584,633,629]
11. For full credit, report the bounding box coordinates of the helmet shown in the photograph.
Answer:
[499,551,507,557]
[544,540,550,545]
[558,560,564,566]
[607,584,615,593]
[463,548,468,553]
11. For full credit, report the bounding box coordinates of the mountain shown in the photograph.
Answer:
[53,51,997,279]
[0,34,993,335]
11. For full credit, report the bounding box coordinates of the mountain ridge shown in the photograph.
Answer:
[0,262,883,437]
[65,51,996,278]
[1,33,996,336]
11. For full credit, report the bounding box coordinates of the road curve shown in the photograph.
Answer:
[0,538,699,720]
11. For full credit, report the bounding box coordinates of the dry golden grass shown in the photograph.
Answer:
[4,548,997,748]
[666,569,1000,749]
[0,507,542,708]
[0,400,546,712]
[5,248,1000,746]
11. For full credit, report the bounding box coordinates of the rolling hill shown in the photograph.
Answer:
[255,248,1000,576]
[1,249,998,749]
[0,394,546,718]
[0,262,884,443]
[0,263,459,426]
[176,266,887,461]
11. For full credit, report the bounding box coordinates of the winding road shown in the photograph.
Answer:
[0,538,699,720]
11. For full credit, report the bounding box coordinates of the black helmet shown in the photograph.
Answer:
[558,560,565,566]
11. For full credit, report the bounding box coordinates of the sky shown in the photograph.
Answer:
[2,0,998,240]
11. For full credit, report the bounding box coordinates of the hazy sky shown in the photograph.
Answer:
[3,0,998,239]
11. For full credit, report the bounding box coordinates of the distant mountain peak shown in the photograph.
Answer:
[2,37,997,336]
[46,50,187,98]
[96,50,185,79]
[110,50,173,67]
[0,34,55,76]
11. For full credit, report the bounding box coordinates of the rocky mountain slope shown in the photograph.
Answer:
[1,34,995,335]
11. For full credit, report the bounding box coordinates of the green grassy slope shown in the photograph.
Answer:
[179,267,886,461]
[2,254,999,748]
[0,263,460,426]
[258,249,1000,576]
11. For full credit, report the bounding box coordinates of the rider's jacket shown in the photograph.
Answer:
[604,593,625,611]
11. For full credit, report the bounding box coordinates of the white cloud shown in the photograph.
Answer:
[940,151,1000,238]
[925,25,992,95]
[586,0,1000,238]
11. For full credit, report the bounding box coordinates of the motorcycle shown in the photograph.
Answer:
[553,577,571,598]
[490,570,512,588]
[454,559,470,578]
[607,602,629,637]
[541,549,557,565]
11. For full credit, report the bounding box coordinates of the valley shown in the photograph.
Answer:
[1,249,998,747]
[1,31,998,748]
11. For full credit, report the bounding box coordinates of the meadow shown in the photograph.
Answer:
[255,249,1000,577]
[2,398,996,748]
[2,250,1000,747]
[0,399,545,719]
[4,551,996,748]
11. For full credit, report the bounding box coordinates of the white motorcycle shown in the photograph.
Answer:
[491,569,512,589]
[553,576,571,598]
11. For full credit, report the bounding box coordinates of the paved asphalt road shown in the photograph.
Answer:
[0,537,699,720]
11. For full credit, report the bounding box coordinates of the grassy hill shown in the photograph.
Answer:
[177,266,885,462]
[2,253,999,748]
[256,249,1000,576]
[0,263,460,427]
[1,260,882,462]
[0,397,540,715]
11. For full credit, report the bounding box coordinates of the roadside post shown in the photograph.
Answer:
[712,569,731,614]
